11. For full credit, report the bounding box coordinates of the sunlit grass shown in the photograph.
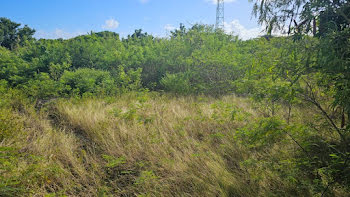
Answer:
[1,92,347,196]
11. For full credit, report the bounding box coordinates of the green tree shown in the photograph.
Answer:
[0,18,35,50]
[0,47,31,86]
[250,0,350,193]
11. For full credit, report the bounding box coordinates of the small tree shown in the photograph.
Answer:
[0,18,35,50]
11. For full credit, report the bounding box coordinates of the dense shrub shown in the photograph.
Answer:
[21,73,62,99]
[115,65,143,93]
[60,68,115,96]
[160,72,191,95]
[0,47,32,86]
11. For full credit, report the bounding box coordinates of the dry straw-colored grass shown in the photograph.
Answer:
[2,93,323,196]
[47,93,255,196]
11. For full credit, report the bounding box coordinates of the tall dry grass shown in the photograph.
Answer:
[2,93,328,196]
[47,93,256,196]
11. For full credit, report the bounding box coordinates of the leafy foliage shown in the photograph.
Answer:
[0,18,35,50]
[60,68,115,97]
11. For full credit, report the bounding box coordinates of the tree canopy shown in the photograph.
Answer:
[0,17,35,50]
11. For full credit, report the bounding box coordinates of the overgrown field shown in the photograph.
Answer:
[1,10,350,196]
[1,91,348,196]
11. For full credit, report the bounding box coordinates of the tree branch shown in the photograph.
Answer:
[302,79,345,142]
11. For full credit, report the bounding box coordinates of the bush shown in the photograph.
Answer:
[160,72,191,95]
[0,109,23,141]
[21,73,62,99]
[0,147,62,197]
[115,65,143,93]
[0,80,8,94]
[60,68,115,96]
[0,47,32,86]
[236,117,287,149]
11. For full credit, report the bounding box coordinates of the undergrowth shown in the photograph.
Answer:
[0,92,348,196]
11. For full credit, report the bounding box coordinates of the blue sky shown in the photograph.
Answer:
[1,0,264,40]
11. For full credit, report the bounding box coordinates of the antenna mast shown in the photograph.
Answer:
[216,0,224,30]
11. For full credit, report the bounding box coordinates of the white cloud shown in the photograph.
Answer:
[224,19,263,40]
[164,24,176,31]
[35,29,85,39]
[102,18,120,30]
[207,0,237,4]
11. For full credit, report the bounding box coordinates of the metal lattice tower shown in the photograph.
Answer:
[216,0,224,30]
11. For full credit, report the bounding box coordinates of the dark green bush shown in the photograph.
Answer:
[21,73,62,99]
[160,72,191,95]
[0,47,32,86]
[236,117,287,149]
[60,68,115,96]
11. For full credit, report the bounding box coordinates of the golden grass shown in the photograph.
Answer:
[48,94,254,196]
[2,93,341,196]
